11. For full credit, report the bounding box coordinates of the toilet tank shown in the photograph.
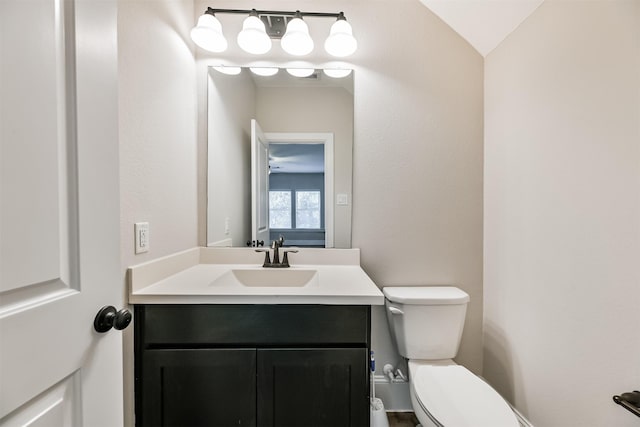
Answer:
[383,287,469,360]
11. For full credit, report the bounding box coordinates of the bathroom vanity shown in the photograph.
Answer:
[129,247,384,427]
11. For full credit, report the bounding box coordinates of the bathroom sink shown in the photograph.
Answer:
[215,268,319,287]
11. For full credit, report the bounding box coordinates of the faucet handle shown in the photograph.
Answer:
[281,249,298,268]
[255,249,271,267]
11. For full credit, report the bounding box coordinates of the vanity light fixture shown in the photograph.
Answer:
[190,12,227,53]
[324,13,357,57]
[285,68,316,78]
[192,8,357,57]
[237,10,272,55]
[212,65,242,75]
[249,67,279,77]
[280,11,314,56]
[323,68,352,78]
[213,66,352,79]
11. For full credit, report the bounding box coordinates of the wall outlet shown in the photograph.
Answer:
[135,222,149,254]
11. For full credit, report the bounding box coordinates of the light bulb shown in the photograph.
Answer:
[281,17,314,56]
[324,19,357,57]
[237,14,272,55]
[190,13,228,53]
[250,67,279,77]
[286,68,315,78]
[323,68,352,78]
[213,66,242,75]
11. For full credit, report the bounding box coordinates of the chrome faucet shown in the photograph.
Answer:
[255,235,298,268]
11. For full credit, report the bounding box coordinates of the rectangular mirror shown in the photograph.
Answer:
[207,67,354,248]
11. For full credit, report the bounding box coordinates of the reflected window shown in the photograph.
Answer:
[269,191,291,228]
[296,191,321,229]
[269,190,321,229]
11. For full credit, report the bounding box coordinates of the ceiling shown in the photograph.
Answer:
[269,143,325,174]
[419,0,545,56]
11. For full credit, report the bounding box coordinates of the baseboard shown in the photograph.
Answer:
[510,404,534,427]
[373,375,412,412]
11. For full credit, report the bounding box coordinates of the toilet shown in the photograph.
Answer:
[383,286,519,427]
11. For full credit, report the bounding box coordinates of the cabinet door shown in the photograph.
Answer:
[139,349,256,427]
[257,348,369,427]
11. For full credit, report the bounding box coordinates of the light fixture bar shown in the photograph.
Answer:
[205,8,344,19]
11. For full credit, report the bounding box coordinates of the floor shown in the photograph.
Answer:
[387,412,419,427]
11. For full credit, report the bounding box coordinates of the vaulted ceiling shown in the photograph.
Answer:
[419,0,545,56]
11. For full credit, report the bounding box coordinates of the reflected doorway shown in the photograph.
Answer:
[265,133,334,248]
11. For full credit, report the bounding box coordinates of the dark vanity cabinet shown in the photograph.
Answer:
[134,304,371,427]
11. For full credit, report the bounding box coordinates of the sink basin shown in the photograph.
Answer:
[214,269,319,287]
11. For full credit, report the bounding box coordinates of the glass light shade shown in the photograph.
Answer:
[323,68,352,78]
[286,68,315,78]
[324,20,357,57]
[190,14,228,53]
[237,15,272,55]
[281,18,314,56]
[250,67,279,77]
[213,65,242,75]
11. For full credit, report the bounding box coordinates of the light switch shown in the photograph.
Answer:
[336,193,349,206]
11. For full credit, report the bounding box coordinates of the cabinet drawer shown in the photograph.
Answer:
[136,304,370,346]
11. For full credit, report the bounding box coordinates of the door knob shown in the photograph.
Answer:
[94,306,132,333]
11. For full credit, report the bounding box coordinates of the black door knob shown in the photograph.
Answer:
[94,306,132,333]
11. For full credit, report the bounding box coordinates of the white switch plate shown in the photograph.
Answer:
[336,193,349,206]
[134,222,149,254]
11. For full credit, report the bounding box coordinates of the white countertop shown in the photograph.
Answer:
[128,247,384,305]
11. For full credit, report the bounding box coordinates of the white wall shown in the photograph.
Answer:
[118,1,198,425]
[484,1,640,426]
[195,0,484,375]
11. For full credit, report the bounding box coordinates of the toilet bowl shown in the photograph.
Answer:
[383,287,519,427]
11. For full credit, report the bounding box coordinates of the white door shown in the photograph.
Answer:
[0,0,123,425]
[251,119,270,247]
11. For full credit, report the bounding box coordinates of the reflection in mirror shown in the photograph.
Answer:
[207,67,353,248]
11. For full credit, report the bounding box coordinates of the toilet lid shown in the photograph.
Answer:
[382,286,469,305]
[412,363,519,427]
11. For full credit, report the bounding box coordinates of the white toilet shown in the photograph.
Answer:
[383,286,519,427]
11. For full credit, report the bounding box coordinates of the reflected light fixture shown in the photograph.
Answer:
[250,67,279,76]
[286,68,315,78]
[213,65,242,75]
[191,8,357,57]
[237,9,272,55]
[323,68,352,78]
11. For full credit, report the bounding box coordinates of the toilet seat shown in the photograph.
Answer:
[409,361,519,427]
